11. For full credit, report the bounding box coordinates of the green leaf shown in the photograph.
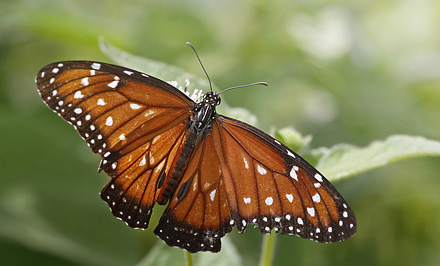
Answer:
[314,135,440,181]
[0,194,118,266]
[0,110,140,266]
[99,37,210,93]
[136,237,242,266]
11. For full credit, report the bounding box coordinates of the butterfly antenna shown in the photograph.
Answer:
[186,42,213,92]
[218,82,268,95]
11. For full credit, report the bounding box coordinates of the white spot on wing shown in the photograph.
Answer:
[287,149,296,158]
[124,70,134,75]
[130,103,141,110]
[265,197,273,206]
[312,193,321,203]
[243,157,249,169]
[257,164,267,175]
[52,68,59,73]
[105,116,113,126]
[307,207,315,217]
[297,217,304,225]
[144,110,154,117]
[286,194,294,203]
[81,77,89,86]
[97,99,106,106]
[74,108,82,114]
[289,166,299,181]
[108,80,119,88]
[74,91,84,99]
[243,197,251,204]
[210,189,216,201]
[314,173,323,182]
[91,63,101,70]
[119,134,126,140]
[139,156,146,166]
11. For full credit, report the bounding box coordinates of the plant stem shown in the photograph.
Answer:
[259,233,277,266]
[185,251,193,266]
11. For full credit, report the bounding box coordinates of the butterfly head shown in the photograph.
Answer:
[199,91,221,109]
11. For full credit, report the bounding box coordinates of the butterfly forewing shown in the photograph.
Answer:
[213,115,356,242]
[36,62,194,157]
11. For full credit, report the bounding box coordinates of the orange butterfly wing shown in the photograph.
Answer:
[212,115,356,242]
[154,132,232,252]
[36,61,194,228]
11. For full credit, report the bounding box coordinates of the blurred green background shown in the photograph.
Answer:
[1,0,440,265]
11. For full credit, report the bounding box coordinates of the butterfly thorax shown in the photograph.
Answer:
[156,92,221,204]
[191,92,221,132]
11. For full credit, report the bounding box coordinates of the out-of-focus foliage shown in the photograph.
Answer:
[1,0,440,265]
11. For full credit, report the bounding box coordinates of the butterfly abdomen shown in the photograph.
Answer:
[156,136,194,205]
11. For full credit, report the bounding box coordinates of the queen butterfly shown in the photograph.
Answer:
[35,47,356,253]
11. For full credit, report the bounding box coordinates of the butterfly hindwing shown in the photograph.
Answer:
[154,132,233,252]
[100,122,188,228]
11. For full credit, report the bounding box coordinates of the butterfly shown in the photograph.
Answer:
[35,51,356,253]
